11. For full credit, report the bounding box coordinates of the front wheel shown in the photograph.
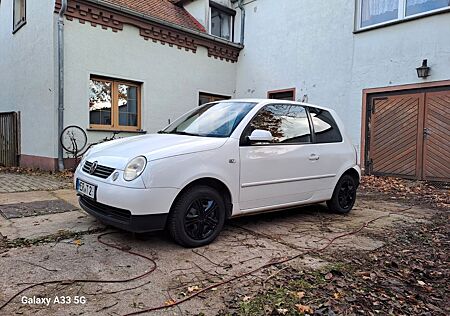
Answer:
[168,186,226,247]
[327,174,358,214]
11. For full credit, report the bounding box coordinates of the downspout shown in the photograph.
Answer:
[57,0,68,171]
[238,0,245,44]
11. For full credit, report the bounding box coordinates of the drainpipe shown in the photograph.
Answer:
[57,0,68,171]
[238,0,245,44]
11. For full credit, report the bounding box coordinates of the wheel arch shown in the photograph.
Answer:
[342,167,361,185]
[170,177,234,218]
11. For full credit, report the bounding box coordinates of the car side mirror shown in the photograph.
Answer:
[247,129,273,143]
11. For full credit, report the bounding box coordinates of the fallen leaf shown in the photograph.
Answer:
[187,285,200,293]
[164,299,176,305]
[277,308,289,315]
[295,304,313,314]
[296,291,305,299]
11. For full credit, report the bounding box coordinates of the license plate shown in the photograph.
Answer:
[76,179,96,200]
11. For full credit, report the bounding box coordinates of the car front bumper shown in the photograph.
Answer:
[74,169,179,233]
[79,195,168,233]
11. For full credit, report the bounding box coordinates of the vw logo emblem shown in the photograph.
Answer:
[89,161,98,175]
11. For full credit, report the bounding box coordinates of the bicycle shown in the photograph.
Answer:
[60,125,121,169]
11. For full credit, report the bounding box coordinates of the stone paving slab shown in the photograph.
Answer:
[0,187,100,241]
[0,173,71,193]
[0,191,59,205]
[0,210,103,240]
[0,199,79,219]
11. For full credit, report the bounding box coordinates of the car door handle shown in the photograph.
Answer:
[309,154,320,161]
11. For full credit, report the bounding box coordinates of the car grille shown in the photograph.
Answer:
[79,196,131,223]
[82,161,115,179]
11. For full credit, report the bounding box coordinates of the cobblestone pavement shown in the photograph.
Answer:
[0,173,71,193]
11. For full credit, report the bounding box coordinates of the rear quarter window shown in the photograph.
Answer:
[309,107,343,143]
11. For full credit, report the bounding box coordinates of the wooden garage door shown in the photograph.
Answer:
[369,94,423,178]
[368,89,450,181]
[423,91,450,181]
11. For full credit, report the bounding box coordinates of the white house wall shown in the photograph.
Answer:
[0,0,57,160]
[234,0,450,154]
[63,21,237,147]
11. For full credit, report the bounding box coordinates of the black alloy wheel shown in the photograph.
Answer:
[184,198,220,240]
[337,177,357,210]
[168,185,226,247]
[327,174,358,214]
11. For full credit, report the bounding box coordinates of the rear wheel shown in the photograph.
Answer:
[327,174,358,214]
[168,185,226,247]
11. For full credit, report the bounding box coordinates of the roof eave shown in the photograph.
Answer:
[84,0,243,49]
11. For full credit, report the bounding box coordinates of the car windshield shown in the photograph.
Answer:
[161,102,256,137]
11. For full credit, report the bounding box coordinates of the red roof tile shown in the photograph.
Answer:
[102,0,206,32]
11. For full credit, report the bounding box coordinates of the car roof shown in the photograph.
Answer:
[215,99,332,112]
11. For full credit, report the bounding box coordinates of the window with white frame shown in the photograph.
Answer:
[357,0,450,29]
[210,1,235,40]
[406,0,450,16]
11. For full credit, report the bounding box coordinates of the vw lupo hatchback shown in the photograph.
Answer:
[75,100,360,247]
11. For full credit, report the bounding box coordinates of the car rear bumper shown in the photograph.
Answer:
[79,195,168,233]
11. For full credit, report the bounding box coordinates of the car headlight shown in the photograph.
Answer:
[123,156,147,181]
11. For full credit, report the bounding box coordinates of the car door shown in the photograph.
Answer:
[307,107,349,193]
[239,104,325,211]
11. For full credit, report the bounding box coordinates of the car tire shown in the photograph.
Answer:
[326,174,358,214]
[168,185,226,247]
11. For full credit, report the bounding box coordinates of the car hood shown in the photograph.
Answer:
[85,134,228,169]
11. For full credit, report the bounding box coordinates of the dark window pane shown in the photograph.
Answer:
[211,9,221,37]
[361,0,399,27]
[13,0,26,28]
[268,90,295,101]
[198,92,231,106]
[406,0,449,16]
[89,79,112,125]
[210,7,231,40]
[199,95,210,106]
[250,105,311,144]
[118,84,138,127]
[309,108,342,143]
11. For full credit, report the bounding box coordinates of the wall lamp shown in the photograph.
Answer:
[416,59,430,79]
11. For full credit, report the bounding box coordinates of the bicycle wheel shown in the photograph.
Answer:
[60,125,88,155]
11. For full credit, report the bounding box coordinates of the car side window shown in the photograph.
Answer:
[248,104,311,144]
[309,107,343,143]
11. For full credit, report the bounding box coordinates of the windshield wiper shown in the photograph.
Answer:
[169,131,202,137]
[157,130,167,134]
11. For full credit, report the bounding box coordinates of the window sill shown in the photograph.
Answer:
[209,33,234,42]
[354,7,450,34]
[87,128,147,134]
[12,20,26,34]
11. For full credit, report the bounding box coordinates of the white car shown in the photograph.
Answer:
[75,99,360,247]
